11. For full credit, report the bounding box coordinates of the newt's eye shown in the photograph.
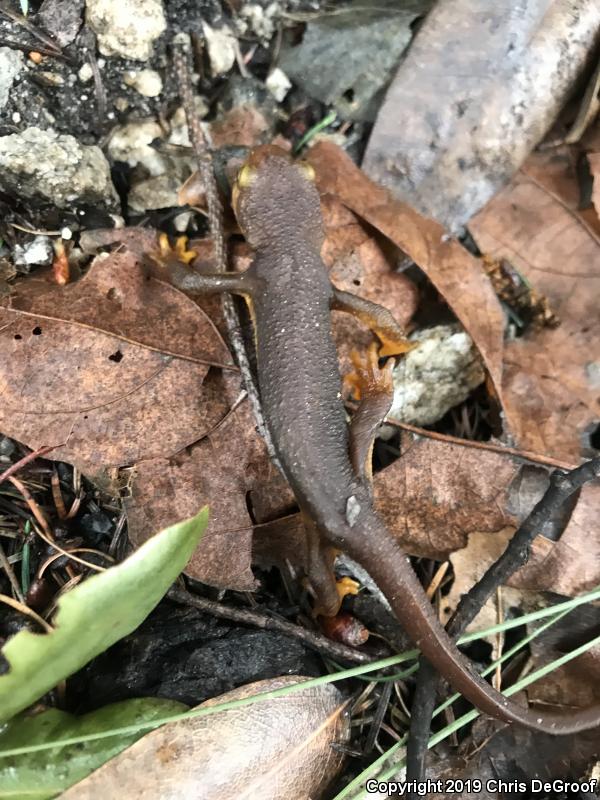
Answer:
[237,163,256,188]
[298,162,316,182]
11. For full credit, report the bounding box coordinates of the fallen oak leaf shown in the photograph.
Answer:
[519,146,600,243]
[58,677,350,800]
[307,141,506,404]
[469,163,600,461]
[0,252,236,474]
[376,432,600,596]
[126,392,276,590]
[3,249,232,368]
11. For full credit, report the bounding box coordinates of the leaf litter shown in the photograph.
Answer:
[1,11,600,794]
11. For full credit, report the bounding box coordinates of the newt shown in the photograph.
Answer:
[149,145,600,735]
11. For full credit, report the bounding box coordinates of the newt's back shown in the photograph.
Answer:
[233,147,356,519]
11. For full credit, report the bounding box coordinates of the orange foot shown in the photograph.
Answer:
[344,342,394,401]
[157,233,198,265]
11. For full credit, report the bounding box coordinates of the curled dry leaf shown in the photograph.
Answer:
[469,159,600,462]
[307,141,505,403]
[0,252,234,474]
[59,677,350,800]
[127,392,277,590]
[363,0,600,229]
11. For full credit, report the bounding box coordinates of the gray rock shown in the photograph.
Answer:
[389,325,485,426]
[38,0,84,48]
[0,127,118,209]
[128,174,180,211]
[279,0,429,121]
[86,0,166,61]
[0,48,24,110]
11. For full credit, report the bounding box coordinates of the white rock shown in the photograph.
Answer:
[389,325,485,426]
[0,47,24,110]
[266,67,291,102]
[0,127,118,209]
[86,0,166,61]
[107,120,166,174]
[78,63,94,82]
[13,236,54,270]
[239,2,280,41]
[174,210,193,232]
[201,22,236,75]
[123,68,163,97]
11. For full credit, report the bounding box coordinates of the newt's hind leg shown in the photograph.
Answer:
[303,513,360,618]
[331,287,413,357]
[346,343,394,488]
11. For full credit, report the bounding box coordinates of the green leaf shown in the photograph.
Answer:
[0,508,208,724]
[0,698,187,799]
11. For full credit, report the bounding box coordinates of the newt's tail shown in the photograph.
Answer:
[334,503,600,734]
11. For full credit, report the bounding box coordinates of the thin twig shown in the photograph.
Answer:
[0,444,55,486]
[405,456,600,790]
[171,34,283,472]
[0,2,63,55]
[386,418,578,472]
[168,585,376,665]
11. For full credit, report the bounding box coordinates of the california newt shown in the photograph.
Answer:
[150,145,600,735]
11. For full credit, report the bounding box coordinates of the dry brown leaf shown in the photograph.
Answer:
[373,432,600,595]
[469,167,600,461]
[307,141,505,403]
[362,0,600,229]
[519,147,600,241]
[374,434,520,560]
[510,483,600,596]
[442,527,525,632]
[126,393,277,590]
[59,677,350,800]
[0,252,234,473]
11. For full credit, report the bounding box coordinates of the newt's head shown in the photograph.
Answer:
[232,145,324,249]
